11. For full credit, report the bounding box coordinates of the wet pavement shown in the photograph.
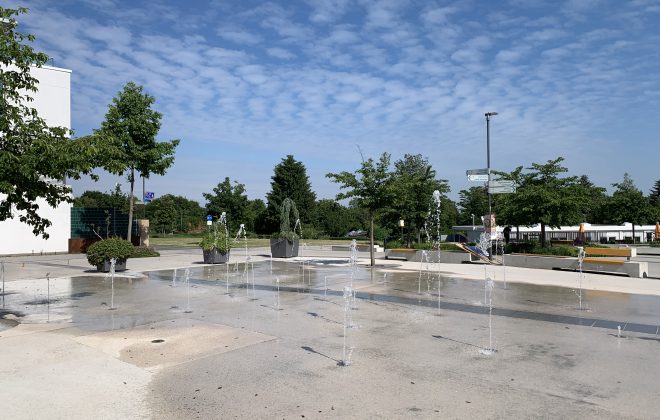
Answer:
[1,253,660,418]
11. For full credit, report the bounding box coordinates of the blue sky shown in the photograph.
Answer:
[9,0,660,203]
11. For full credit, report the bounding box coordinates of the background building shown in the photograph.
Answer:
[0,65,72,255]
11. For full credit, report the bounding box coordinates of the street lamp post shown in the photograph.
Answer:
[485,112,498,260]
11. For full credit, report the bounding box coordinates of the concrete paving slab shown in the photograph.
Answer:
[74,318,276,371]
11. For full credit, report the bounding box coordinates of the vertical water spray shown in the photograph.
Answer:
[576,246,586,311]
[1,261,5,308]
[184,268,192,313]
[172,268,178,288]
[338,285,354,367]
[479,274,496,355]
[106,259,117,310]
[46,272,50,322]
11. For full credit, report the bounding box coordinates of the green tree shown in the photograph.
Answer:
[603,173,658,242]
[327,152,394,266]
[649,179,660,208]
[457,186,488,226]
[203,177,250,233]
[247,198,268,234]
[93,81,179,242]
[146,194,204,233]
[495,157,587,247]
[265,155,316,232]
[1,7,100,238]
[73,185,128,210]
[311,199,363,238]
[387,154,449,246]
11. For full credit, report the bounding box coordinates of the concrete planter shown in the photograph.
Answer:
[270,238,299,258]
[202,249,230,264]
[96,259,127,272]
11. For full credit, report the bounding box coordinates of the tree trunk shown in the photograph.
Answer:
[369,212,375,267]
[516,225,520,242]
[540,221,546,248]
[127,168,135,242]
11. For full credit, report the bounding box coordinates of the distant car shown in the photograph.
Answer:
[347,230,368,237]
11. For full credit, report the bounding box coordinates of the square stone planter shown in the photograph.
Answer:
[96,259,127,272]
[270,238,299,258]
[203,249,230,264]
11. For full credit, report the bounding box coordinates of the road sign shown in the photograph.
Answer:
[143,191,155,203]
[206,214,212,226]
[489,180,515,188]
[489,186,516,194]
[468,174,489,182]
[466,168,489,182]
[466,168,488,175]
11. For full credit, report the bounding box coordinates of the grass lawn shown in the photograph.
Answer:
[150,235,370,248]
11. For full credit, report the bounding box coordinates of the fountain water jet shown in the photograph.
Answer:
[338,285,354,367]
[479,274,496,355]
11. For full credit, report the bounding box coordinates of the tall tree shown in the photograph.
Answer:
[388,154,449,246]
[327,152,394,266]
[603,173,658,242]
[265,155,316,232]
[457,186,488,226]
[1,7,99,238]
[649,179,660,208]
[94,82,179,242]
[203,177,251,233]
[495,157,586,247]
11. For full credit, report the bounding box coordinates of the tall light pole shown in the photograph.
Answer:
[485,112,497,260]
[485,112,498,222]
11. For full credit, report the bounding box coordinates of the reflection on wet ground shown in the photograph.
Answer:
[2,259,659,336]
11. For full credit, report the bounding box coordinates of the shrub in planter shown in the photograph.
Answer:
[200,214,233,264]
[86,238,134,272]
[270,198,300,258]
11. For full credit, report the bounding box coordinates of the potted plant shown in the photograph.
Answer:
[86,237,134,272]
[200,215,233,264]
[270,198,300,258]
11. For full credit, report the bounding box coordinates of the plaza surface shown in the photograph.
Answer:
[1,246,660,419]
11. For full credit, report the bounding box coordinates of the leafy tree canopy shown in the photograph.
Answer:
[327,152,394,265]
[1,6,100,238]
[203,177,251,234]
[265,155,316,230]
[73,185,128,210]
[146,194,204,234]
[92,81,179,241]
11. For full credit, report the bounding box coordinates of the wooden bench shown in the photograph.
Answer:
[579,246,646,277]
[583,246,635,265]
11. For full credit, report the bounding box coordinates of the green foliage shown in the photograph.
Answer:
[278,198,300,241]
[327,152,394,266]
[1,7,101,238]
[74,185,129,210]
[199,222,234,253]
[504,242,578,257]
[131,246,159,258]
[86,238,134,266]
[494,157,590,247]
[383,154,450,247]
[147,194,204,234]
[310,199,363,238]
[203,177,250,233]
[457,186,488,225]
[92,81,179,241]
[650,179,660,208]
[412,242,461,251]
[265,155,316,231]
[602,173,658,227]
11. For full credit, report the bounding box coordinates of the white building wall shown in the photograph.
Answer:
[0,65,72,255]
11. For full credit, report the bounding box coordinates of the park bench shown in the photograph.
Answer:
[583,246,636,264]
[579,246,646,277]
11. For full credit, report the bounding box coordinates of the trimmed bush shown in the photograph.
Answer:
[86,238,134,266]
[132,246,160,258]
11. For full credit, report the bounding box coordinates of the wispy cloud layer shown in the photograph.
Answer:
[7,0,660,200]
